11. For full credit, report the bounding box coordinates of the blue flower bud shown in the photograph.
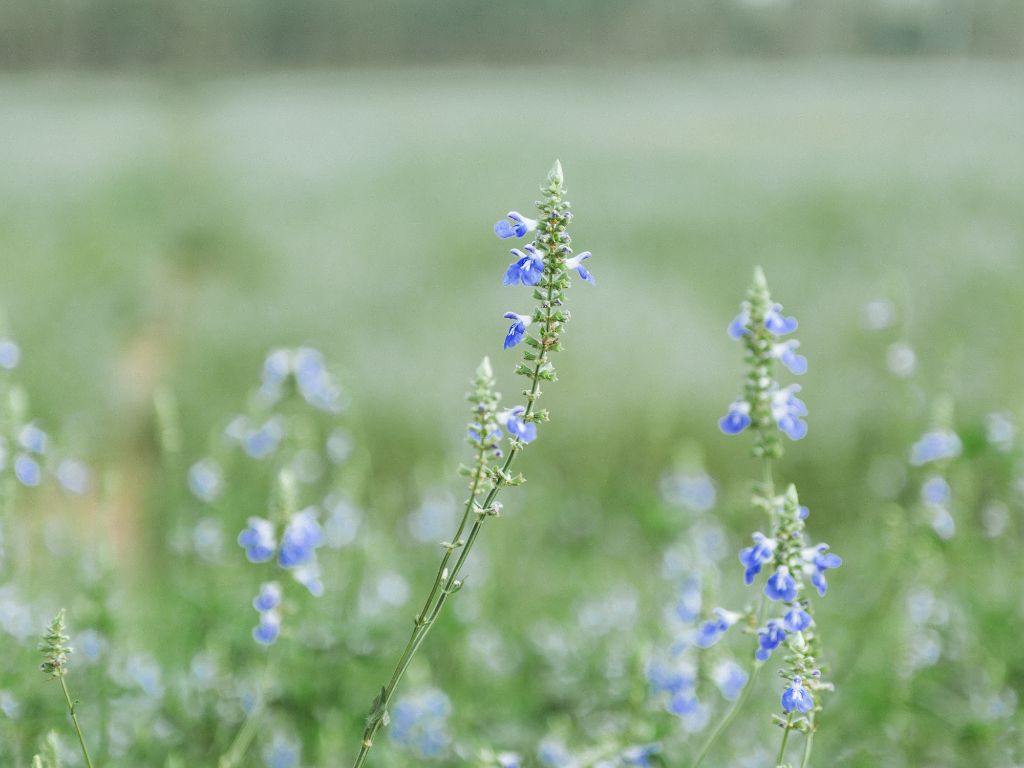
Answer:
[781,676,814,713]
[719,400,751,435]
[494,211,537,239]
[502,312,531,350]
[238,517,277,563]
[764,303,798,336]
[14,454,41,487]
[565,251,595,284]
[278,509,323,568]
[764,566,797,602]
[253,612,281,645]
[253,582,282,612]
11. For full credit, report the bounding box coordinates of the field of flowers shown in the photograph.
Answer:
[0,62,1022,767]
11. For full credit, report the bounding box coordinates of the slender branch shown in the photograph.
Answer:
[799,713,815,768]
[692,661,762,768]
[776,713,794,766]
[59,677,95,768]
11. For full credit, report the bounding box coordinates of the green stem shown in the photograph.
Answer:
[692,662,762,768]
[218,645,276,768]
[799,714,815,768]
[59,676,95,768]
[352,259,562,768]
[776,713,794,766]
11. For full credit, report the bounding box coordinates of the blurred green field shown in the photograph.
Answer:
[0,61,1022,767]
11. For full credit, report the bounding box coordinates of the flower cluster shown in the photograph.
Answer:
[251,582,282,645]
[719,268,808,452]
[38,609,72,679]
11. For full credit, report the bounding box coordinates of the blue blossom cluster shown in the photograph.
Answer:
[251,581,282,645]
[389,688,452,760]
[260,346,344,413]
[719,269,808,448]
[239,507,326,597]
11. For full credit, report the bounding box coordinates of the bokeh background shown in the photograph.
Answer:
[1,2,1023,766]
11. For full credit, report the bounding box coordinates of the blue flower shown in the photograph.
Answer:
[292,562,325,597]
[921,475,951,505]
[764,303,798,336]
[0,338,20,370]
[622,744,661,767]
[647,659,691,695]
[764,566,797,602]
[238,517,277,563]
[502,312,532,349]
[188,459,223,503]
[499,407,536,443]
[243,418,285,460]
[727,306,750,339]
[253,582,282,612]
[278,509,323,568]
[739,532,776,584]
[14,454,41,487]
[390,688,452,760]
[504,245,545,286]
[910,429,962,466]
[771,384,808,440]
[494,211,537,239]
[261,348,291,398]
[293,347,344,413]
[772,340,808,375]
[565,251,595,284]
[781,676,814,713]
[719,400,751,435]
[673,577,702,622]
[668,689,700,717]
[18,423,48,454]
[496,753,521,768]
[783,607,813,632]
[803,544,842,596]
[695,608,740,649]
[253,611,281,645]
[755,619,787,661]
[712,661,749,701]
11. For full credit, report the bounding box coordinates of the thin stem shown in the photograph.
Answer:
[59,676,95,768]
[692,662,762,768]
[218,645,275,768]
[352,259,562,768]
[776,713,794,766]
[799,714,815,768]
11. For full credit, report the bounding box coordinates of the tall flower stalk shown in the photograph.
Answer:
[39,609,96,768]
[351,161,593,767]
[693,268,839,768]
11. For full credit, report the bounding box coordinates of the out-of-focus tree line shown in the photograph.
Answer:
[2,0,1021,71]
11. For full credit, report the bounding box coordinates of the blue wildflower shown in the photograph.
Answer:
[253,611,281,645]
[771,384,808,440]
[727,306,751,339]
[277,509,323,568]
[921,475,951,505]
[798,505,810,520]
[764,303,798,336]
[668,689,700,717]
[244,418,285,460]
[755,619,787,662]
[293,347,343,413]
[262,733,301,768]
[910,429,962,466]
[764,566,798,602]
[499,406,536,443]
[292,562,325,597]
[390,688,452,760]
[803,544,842,596]
[712,660,749,701]
[781,676,814,713]
[739,532,776,584]
[622,744,661,767]
[695,608,740,649]
[783,606,813,632]
[719,400,751,435]
[772,340,808,375]
[494,211,537,239]
[0,338,20,369]
[673,577,702,622]
[261,348,291,398]
[495,753,521,768]
[253,582,282,612]
[502,312,532,350]
[18,423,48,454]
[647,659,691,695]
[238,517,277,563]
[188,459,223,503]
[565,251,595,284]
[14,454,41,487]
[504,245,545,286]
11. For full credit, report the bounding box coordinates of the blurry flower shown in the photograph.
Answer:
[712,661,748,701]
[783,607,813,633]
[14,454,41,487]
[0,339,20,369]
[985,412,1015,452]
[253,582,282,612]
[278,509,323,568]
[293,562,325,597]
[781,676,814,713]
[930,507,956,540]
[660,471,716,512]
[376,572,411,607]
[193,517,225,562]
[920,475,950,505]
[18,423,49,454]
[695,608,740,649]
[502,312,531,350]
[622,744,661,766]
[909,429,962,466]
[802,545,842,597]
[739,532,776,584]
[755,620,787,662]
[324,494,362,548]
[886,342,917,378]
[187,459,223,503]
[764,303,798,336]
[238,517,277,563]
[863,300,895,330]
[253,611,281,645]
[390,688,452,759]
[494,211,537,239]
[243,418,285,459]
[262,732,300,768]
[0,690,20,719]
[56,459,90,495]
[772,340,807,375]
[719,400,751,435]
[326,429,353,464]
[728,306,751,339]
[771,385,808,440]
[76,629,107,664]
[498,406,536,443]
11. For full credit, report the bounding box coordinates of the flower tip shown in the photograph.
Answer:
[752,266,768,288]
[548,159,563,186]
[477,356,492,380]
